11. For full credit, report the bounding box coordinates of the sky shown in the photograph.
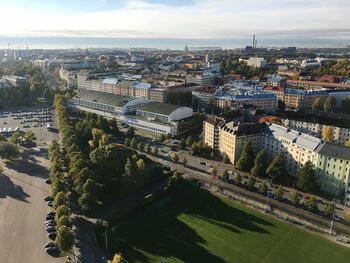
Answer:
[0,0,349,40]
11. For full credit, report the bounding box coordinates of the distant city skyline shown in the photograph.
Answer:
[0,0,349,42]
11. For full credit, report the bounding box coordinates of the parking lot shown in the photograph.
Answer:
[0,107,59,146]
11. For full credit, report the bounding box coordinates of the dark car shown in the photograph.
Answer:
[47,211,55,217]
[47,231,57,240]
[43,196,54,202]
[45,246,59,256]
[46,226,56,232]
[46,215,55,221]
[200,161,206,165]
[44,179,52,184]
[44,242,55,249]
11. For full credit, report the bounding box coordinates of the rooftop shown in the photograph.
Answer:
[137,102,183,116]
[73,90,130,108]
[315,143,350,160]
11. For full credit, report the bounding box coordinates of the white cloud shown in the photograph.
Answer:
[1,0,350,39]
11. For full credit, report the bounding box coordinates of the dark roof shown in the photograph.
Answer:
[315,143,350,160]
[205,117,226,128]
[137,102,182,115]
[221,122,265,136]
[73,90,128,107]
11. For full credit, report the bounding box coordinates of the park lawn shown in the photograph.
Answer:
[106,188,350,263]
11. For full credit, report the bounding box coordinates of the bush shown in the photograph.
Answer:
[0,142,19,159]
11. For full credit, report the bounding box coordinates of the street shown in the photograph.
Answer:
[0,151,64,263]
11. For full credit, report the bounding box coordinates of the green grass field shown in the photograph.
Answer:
[105,188,350,263]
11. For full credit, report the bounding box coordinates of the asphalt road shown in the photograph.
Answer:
[0,151,64,263]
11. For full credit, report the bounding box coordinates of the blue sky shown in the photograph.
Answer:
[0,0,349,40]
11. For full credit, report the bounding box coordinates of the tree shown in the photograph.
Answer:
[56,225,74,251]
[182,157,187,165]
[53,191,67,209]
[297,161,318,193]
[322,126,333,143]
[166,133,172,140]
[57,215,72,228]
[179,138,186,149]
[125,157,137,178]
[236,140,254,172]
[78,192,98,212]
[171,153,179,163]
[251,149,268,177]
[126,127,135,138]
[110,254,122,263]
[130,137,137,148]
[55,205,70,222]
[137,141,145,151]
[259,181,268,195]
[223,153,230,164]
[346,139,350,148]
[210,151,215,159]
[266,153,286,182]
[0,142,19,159]
[247,176,256,190]
[152,146,158,156]
[275,185,284,200]
[144,144,151,153]
[312,97,323,111]
[234,172,242,185]
[277,99,285,112]
[324,202,335,218]
[324,96,336,112]
[0,164,3,173]
[186,136,194,147]
[305,195,318,212]
[159,134,166,142]
[24,130,35,144]
[10,131,21,145]
[210,167,218,177]
[124,138,131,147]
[136,159,146,173]
[220,169,229,182]
[346,212,350,223]
[291,190,300,207]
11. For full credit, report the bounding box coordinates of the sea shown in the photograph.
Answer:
[0,36,349,50]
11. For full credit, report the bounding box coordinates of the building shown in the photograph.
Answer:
[186,72,215,87]
[61,60,100,70]
[133,82,151,99]
[266,74,284,87]
[69,90,193,136]
[282,89,328,110]
[149,88,167,103]
[263,86,284,101]
[59,69,77,88]
[286,80,350,90]
[203,121,350,202]
[3,75,28,87]
[192,86,215,111]
[282,119,350,145]
[314,143,350,206]
[203,117,226,151]
[247,57,266,68]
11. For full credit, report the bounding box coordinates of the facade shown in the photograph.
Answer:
[186,72,215,87]
[61,60,100,70]
[203,117,226,151]
[247,57,266,68]
[192,86,215,110]
[286,80,350,90]
[133,82,151,99]
[282,119,350,145]
[59,69,77,88]
[314,143,350,206]
[149,88,167,103]
[282,89,328,110]
[263,86,284,101]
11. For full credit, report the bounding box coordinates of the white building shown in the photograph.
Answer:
[247,57,266,68]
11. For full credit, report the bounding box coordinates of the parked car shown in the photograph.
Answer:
[46,226,56,232]
[46,201,53,207]
[44,179,51,184]
[44,242,55,249]
[47,231,57,240]
[43,196,54,202]
[45,246,59,255]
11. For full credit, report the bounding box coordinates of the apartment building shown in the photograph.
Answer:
[149,88,167,103]
[203,117,226,151]
[192,86,215,110]
[282,119,350,145]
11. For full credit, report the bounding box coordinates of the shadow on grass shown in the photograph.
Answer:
[107,188,274,263]
[0,173,30,202]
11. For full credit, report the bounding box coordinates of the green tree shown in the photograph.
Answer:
[251,149,268,177]
[346,139,350,148]
[126,127,135,138]
[236,140,254,172]
[275,185,284,200]
[53,191,67,209]
[346,212,350,223]
[210,167,218,177]
[324,96,336,112]
[171,153,179,163]
[124,138,131,147]
[166,133,172,140]
[152,146,158,156]
[266,153,286,182]
[305,195,318,212]
[56,225,74,251]
[182,157,188,165]
[0,142,19,159]
[324,202,335,218]
[223,153,230,164]
[186,136,194,147]
[24,130,35,144]
[234,172,242,185]
[137,141,145,151]
[297,161,318,193]
[179,138,186,149]
[144,144,151,153]
[78,192,98,212]
[259,181,268,195]
[312,97,323,111]
[277,99,286,112]
[159,134,166,142]
[291,190,300,207]
[130,137,137,148]
[247,176,256,190]
[220,169,229,182]
[136,159,146,173]
[55,205,70,222]
[10,131,21,145]
[57,215,71,228]
[210,151,215,159]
